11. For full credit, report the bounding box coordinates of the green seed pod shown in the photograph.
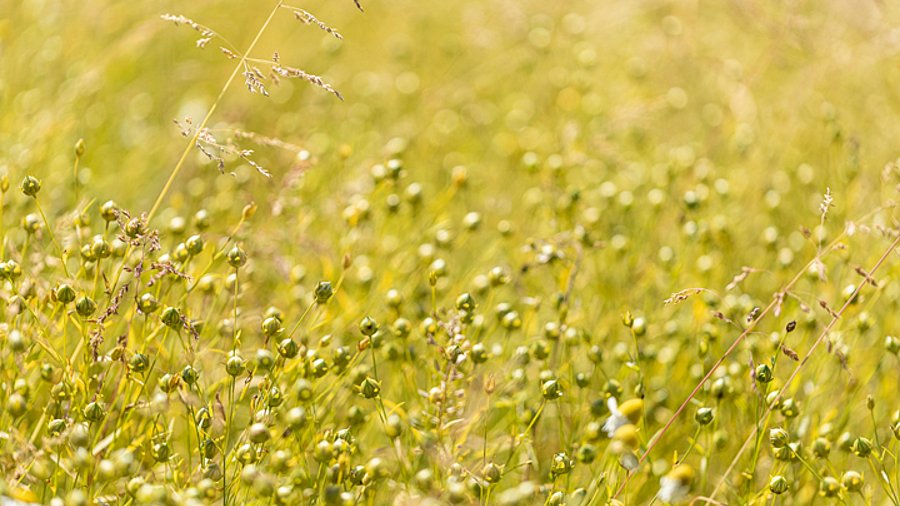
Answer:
[75,296,97,318]
[51,382,71,401]
[482,462,501,484]
[226,246,247,268]
[415,469,434,490]
[138,293,159,314]
[6,393,28,418]
[837,432,854,452]
[575,372,590,388]
[83,401,105,422]
[79,244,97,262]
[366,457,389,481]
[462,211,481,230]
[605,379,623,398]
[538,369,555,383]
[69,423,90,447]
[100,201,118,222]
[885,335,900,355]
[385,289,403,308]
[359,316,379,337]
[488,266,509,287]
[185,234,204,256]
[695,407,714,426]
[842,471,863,492]
[126,477,145,497]
[755,364,773,383]
[501,311,522,330]
[577,444,597,464]
[181,365,199,385]
[235,443,256,464]
[456,293,476,312]
[168,216,186,235]
[820,476,840,497]
[531,340,551,360]
[541,379,563,400]
[151,441,171,462]
[385,413,403,439]
[588,345,603,364]
[158,373,179,393]
[55,283,76,304]
[359,377,381,399]
[851,437,872,457]
[780,398,799,418]
[40,363,55,382]
[193,209,210,230]
[711,377,733,399]
[769,475,789,495]
[13,379,29,397]
[333,346,351,369]
[471,343,488,364]
[277,338,299,359]
[311,358,329,378]
[128,353,149,373]
[125,217,144,237]
[226,355,245,377]
[713,429,729,450]
[285,407,307,430]
[262,317,283,338]
[47,418,67,436]
[632,317,647,336]
[314,281,334,304]
[172,243,189,262]
[20,214,41,234]
[774,445,795,462]
[161,306,181,328]
[74,138,86,157]
[4,260,21,280]
[543,322,561,341]
[7,330,28,353]
[248,423,270,444]
[21,175,41,197]
[769,428,789,449]
[405,182,422,204]
[314,440,333,463]
[813,437,832,458]
[513,346,530,366]
[90,237,110,259]
[551,452,573,477]
[255,349,275,371]
[765,390,781,409]
[392,318,411,339]
[200,437,216,459]
[195,407,212,430]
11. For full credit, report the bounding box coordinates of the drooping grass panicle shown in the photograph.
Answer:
[283,5,344,39]
[160,13,237,51]
[271,63,344,100]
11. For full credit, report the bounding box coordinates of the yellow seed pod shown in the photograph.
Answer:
[613,424,640,449]
[619,398,644,424]
[667,463,695,485]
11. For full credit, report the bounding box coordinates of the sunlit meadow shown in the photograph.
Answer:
[0,0,899,504]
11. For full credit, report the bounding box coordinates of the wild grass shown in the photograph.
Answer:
[0,0,899,505]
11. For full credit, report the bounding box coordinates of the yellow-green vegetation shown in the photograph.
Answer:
[1,0,899,504]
